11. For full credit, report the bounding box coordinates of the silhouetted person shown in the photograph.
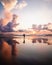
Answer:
[23,34,25,43]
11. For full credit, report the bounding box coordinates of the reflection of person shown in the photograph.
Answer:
[23,34,25,43]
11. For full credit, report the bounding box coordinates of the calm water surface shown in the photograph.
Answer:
[0,35,52,65]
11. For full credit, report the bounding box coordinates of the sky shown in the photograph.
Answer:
[0,0,52,29]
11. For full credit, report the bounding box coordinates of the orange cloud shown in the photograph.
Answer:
[1,0,17,11]
[1,0,27,11]
[0,12,12,26]
[0,0,27,28]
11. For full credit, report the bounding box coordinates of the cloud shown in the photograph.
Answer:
[1,12,12,26]
[1,0,28,11]
[15,1,28,10]
[0,0,28,31]
[0,0,27,25]
[1,0,27,25]
[0,0,18,26]
[1,0,18,11]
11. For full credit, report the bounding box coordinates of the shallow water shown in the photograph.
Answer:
[0,35,52,65]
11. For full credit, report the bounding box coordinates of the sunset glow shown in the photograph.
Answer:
[0,0,52,30]
[17,10,52,29]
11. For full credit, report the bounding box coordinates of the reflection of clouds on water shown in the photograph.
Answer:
[1,40,12,61]
[16,36,52,62]
[0,36,52,64]
[32,37,52,45]
[0,37,19,63]
[47,39,52,45]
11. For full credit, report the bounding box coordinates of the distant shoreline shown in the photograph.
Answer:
[0,33,52,38]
